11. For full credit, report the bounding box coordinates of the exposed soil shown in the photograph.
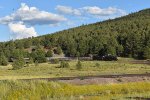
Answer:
[126,97,150,100]
[21,73,150,85]
[58,75,150,85]
[130,60,150,65]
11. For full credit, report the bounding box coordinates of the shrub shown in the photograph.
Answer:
[0,55,8,66]
[60,61,69,68]
[35,60,39,66]
[0,52,8,66]
[28,57,34,64]
[54,46,62,55]
[95,63,100,67]
[51,59,59,64]
[46,50,53,57]
[76,61,82,70]
[12,58,25,70]
[31,49,47,63]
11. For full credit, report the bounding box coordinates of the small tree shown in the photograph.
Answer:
[60,61,69,68]
[12,57,25,70]
[0,54,8,66]
[51,59,59,64]
[34,60,39,66]
[29,57,34,64]
[76,61,82,70]
[54,46,62,55]
[31,49,47,63]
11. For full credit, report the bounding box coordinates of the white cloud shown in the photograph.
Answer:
[0,3,67,25]
[55,5,126,19]
[82,6,126,17]
[56,5,81,16]
[8,22,37,39]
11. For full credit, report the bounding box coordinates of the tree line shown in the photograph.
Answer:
[0,8,150,66]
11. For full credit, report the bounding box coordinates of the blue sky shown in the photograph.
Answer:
[0,0,149,41]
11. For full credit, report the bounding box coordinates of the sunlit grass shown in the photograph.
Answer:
[0,80,149,100]
[0,58,149,80]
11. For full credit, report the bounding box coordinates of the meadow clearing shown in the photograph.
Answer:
[0,58,150,100]
[0,58,149,80]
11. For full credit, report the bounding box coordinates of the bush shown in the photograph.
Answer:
[46,50,53,57]
[31,49,47,63]
[0,55,8,66]
[35,60,39,66]
[54,46,62,55]
[12,58,25,70]
[95,63,100,67]
[51,59,59,64]
[60,61,69,68]
[76,61,82,70]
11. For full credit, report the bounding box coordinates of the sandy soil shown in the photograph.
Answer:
[58,76,150,85]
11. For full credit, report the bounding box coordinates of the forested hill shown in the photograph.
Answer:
[0,8,150,63]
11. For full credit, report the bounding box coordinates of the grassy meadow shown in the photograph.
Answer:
[0,58,149,100]
[0,58,149,80]
[0,80,149,100]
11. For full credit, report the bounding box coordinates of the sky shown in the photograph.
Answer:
[0,0,149,42]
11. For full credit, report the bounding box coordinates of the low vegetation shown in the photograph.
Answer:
[0,80,149,100]
[0,58,149,80]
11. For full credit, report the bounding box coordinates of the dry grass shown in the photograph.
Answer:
[0,80,150,100]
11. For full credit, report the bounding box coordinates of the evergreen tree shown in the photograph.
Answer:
[0,52,8,66]
[54,46,62,55]
[12,56,25,70]
[144,46,150,59]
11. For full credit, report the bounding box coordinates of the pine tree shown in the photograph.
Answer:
[12,56,25,70]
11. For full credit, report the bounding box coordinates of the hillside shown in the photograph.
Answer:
[0,8,150,63]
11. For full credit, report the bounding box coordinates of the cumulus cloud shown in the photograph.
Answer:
[82,6,126,17]
[8,22,37,39]
[56,5,81,16]
[0,3,67,25]
[55,5,126,19]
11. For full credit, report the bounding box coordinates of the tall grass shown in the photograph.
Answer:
[0,80,150,100]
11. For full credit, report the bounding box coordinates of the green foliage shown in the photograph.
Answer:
[0,52,8,66]
[0,9,150,60]
[95,63,100,67]
[76,61,82,70]
[12,57,25,70]
[31,49,47,63]
[24,40,32,48]
[144,46,150,59]
[29,57,34,64]
[60,61,69,68]
[51,59,59,64]
[54,46,62,55]
[46,50,53,57]
[34,60,39,66]
[12,49,23,59]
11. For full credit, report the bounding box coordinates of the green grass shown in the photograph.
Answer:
[0,58,149,80]
[0,58,149,100]
[0,80,150,100]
